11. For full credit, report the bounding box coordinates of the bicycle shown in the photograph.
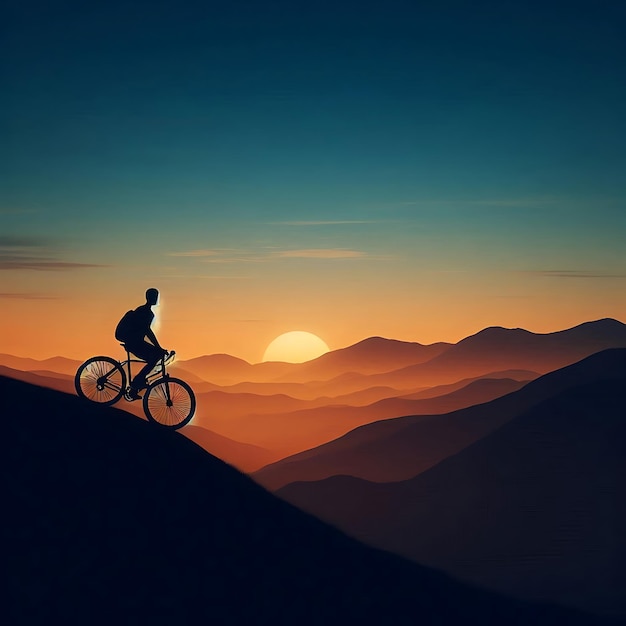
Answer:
[74,346,196,430]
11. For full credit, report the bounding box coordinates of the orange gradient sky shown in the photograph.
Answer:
[2,237,626,363]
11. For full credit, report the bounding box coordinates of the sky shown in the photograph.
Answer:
[2,0,626,362]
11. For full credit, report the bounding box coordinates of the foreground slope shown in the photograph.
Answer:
[278,352,626,617]
[3,377,616,626]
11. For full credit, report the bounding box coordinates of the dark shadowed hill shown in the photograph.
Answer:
[277,353,626,618]
[3,377,619,626]
[255,349,626,489]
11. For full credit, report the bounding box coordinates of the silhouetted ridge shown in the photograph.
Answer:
[460,318,626,349]
[567,317,626,333]
[344,335,440,351]
[271,335,452,383]
[3,376,614,625]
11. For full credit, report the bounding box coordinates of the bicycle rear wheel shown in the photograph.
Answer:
[143,377,195,429]
[75,356,126,406]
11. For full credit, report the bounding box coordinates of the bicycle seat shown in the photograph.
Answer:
[120,344,140,358]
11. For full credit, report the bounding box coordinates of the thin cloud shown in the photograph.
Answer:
[202,255,268,264]
[0,237,107,271]
[160,273,251,279]
[0,235,46,247]
[272,249,366,259]
[522,270,626,279]
[174,248,268,264]
[168,249,236,257]
[0,259,108,271]
[466,196,561,208]
[171,247,377,263]
[393,196,562,209]
[0,208,39,216]
[0,292,59,299]
[273,220,378,226]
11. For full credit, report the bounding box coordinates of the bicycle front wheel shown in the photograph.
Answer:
[75,356,126,406]
[143,377,196,429]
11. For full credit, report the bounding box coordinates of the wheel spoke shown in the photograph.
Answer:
[145,379,195,428]
[75,357,125,406]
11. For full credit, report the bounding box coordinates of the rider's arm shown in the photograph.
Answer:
[146,328,162,350]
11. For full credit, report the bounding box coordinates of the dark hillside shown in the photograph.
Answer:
[278,371,626,617]
[2,377,618,625]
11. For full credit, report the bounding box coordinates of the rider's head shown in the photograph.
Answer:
[146,288,159,306]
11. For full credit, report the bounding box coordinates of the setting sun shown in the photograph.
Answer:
[262,331,330,363]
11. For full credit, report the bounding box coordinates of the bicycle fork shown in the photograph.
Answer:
[162,376,174,407]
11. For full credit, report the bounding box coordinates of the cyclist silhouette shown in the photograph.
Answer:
[115,288,167,400]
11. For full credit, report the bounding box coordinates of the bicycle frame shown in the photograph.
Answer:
[120,354,165,389]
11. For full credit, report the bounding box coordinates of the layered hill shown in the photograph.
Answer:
[203,375,529,458]
[0,353,80,375]
[4,376,614,625]
[256,348,626,489]
[277,350,626,617]
[0,364,75,395]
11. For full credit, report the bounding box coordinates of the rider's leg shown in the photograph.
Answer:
[126,342,164,393]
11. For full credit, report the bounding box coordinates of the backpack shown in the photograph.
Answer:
[115,309,140,342]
